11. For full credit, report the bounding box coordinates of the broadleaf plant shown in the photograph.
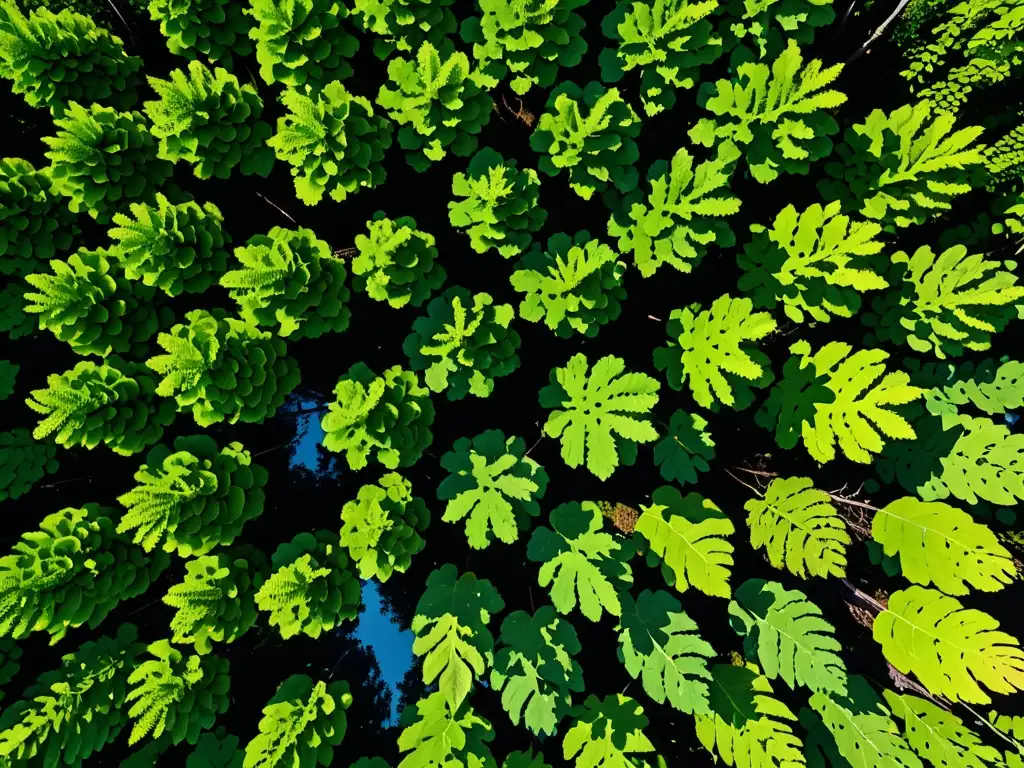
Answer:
[689,40,846,183]
[144,61,274,180]
[339,472,429,581]
[527,501,634,622]
[530,81,641,202]
[352,212,446,309]
[598,0,724,117]
[267,81,392,205]
[437,429,549,549]
[738,201,888,323]
[403,287,521,400]
[510,230,627,337]
[635,485,735,598]
[321,362,435,470]
[539,353,660,480]
[461,0,589,95]
[653,294,776,410]
[221,226,351,339]
[490,606,584,736]
[376,40,492,171]
[608,142,742,278]
[653,409,716,487]
[449,147,547,258]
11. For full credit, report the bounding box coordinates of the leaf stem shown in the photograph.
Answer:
[723,467,763,497]
[959,701,1024,754]
[841,579,886,613]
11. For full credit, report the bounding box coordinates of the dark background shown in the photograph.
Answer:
[2,0,1023,764]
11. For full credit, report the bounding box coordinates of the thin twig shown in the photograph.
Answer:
[124,597,162,619]
[104,0,135,45]
[724,468,764,497]
[960,701,1024,754]
[253,439,299,457]
[732,466,778,478]
[39,476,91,490]
[841,0,859,24]
[524,434,544,457]
[828,494,880,513]
[841,579,886,613]
[256,192,298,225]
[848,0,913,62]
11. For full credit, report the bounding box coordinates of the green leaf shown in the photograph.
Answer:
[758,340,923,463]
[653,409,716,488]
[871,496,1014,595]
[340,472,429,582]
[562,695,656,768]
[617,589,714,714]
[690,40,845,182]
[635,486,734,598]
[243,676,351,768]
[695,663,806,768]
[397,692,495,768]
[511,231,627,338]
[608,143,741,278]
[527,501,633,622]
[743,476,850,579]
[729,579,847,696]
[412,613,486,715]
[874,586,1024,704]
[865,244,1024,359]
[539,353,660,480]
[808,677,922,768]
[883,691,1002,768]
[738,201,887,323]
[654,294,776,410]
[530,81,642,202]
[490,606,583,737]
[437,430,548,550]
[820,102,985,229]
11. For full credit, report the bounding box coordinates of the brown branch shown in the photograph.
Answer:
[256,192,298,225]
[841,579,886,613]
[732,466,778,478]
[828,494,880,513]
[724,468,764,497]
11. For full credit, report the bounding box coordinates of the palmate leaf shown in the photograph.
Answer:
[695,663,805,768]
[510,231,627,338]
[729,579,847,696]
[599,0,725,117]
[634,485,734,598]
[489,606,584,737]
[397,692,495,768]
[503,749,551,768]
[871,496,1014,595]
[243,675,351,768]
[539,353,660,480]
[883,691,1002,768]
[910,357,1024,419]
[865,244,1024,360]
[562,695,656,768]
[738,201,888,324]
[689,40,846,183]
[654,294,776,410]
[808,676,922,768]
[744,476,850,579]
[874,585,1024,704]
[653,409,715,487]
[607,143,742,279]
[616,589,714,715]
[437,429,549,550]
[820,101,986,229]
[758,340,924,463]
[527,501,633,622]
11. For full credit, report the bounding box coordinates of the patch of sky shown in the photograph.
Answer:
[353,580,416,727]
[281,392,337,475]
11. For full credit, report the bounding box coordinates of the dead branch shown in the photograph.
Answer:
[502,94,536,128]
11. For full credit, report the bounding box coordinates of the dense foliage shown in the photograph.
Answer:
[3,1,1024,767]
